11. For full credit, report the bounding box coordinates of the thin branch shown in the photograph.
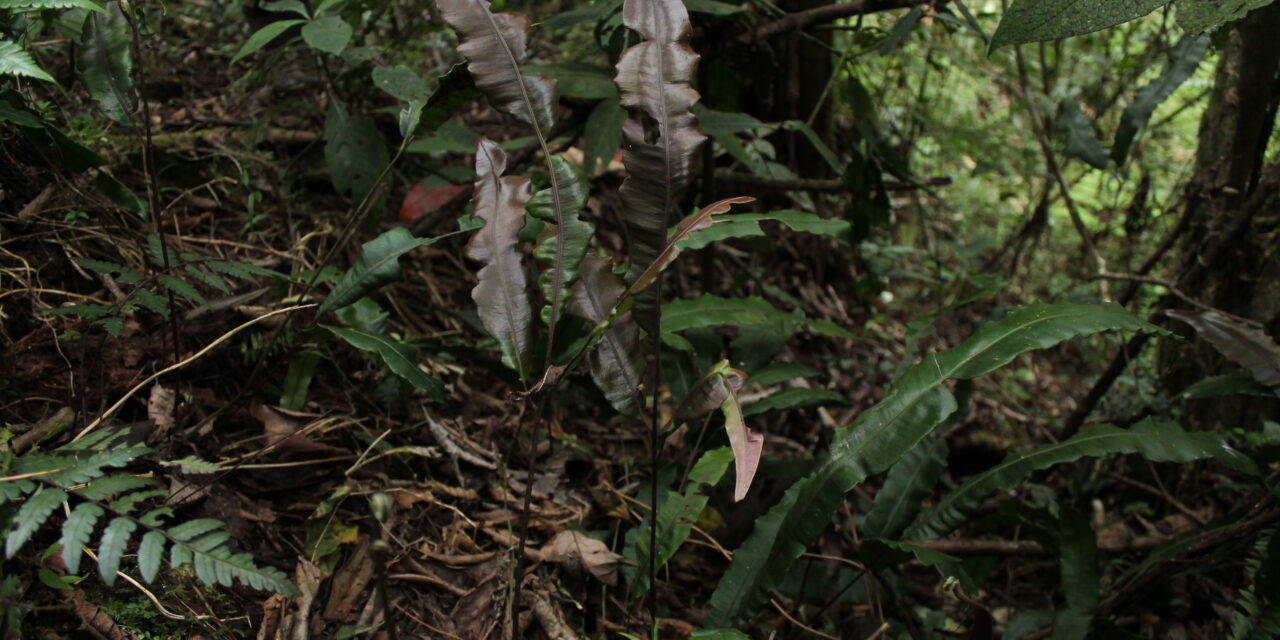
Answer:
[712,169,951,193]
[743,0,943,43]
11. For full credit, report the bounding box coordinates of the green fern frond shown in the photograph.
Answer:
[0,40,54,83]
[0,439,299,596]
[0,0,105,11]
[1228,529,1280,640]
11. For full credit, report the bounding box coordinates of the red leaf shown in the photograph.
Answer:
[398,182,468,224]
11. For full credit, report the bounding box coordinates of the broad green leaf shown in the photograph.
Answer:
[990,0,1171,50]
[626,447,733,598]
[231,19,306,63]
[319,227,432,314]
[663,294,802,336]
[524,62,616,99]
[322,325,445,401]
[747,362,819,387]
[59,503,105,574]
[0,40,55,82]
[372,65,429,102]
[708,302,1153,625]
[584,96,625,176]
[260,0,309,17]
[529,157,592,325]
[1113,34,1208,164]
[325,100,389,205]
[1053,507,1098,640]
[137,530,165,583]
[0,97,43,126]
[465,139,536,381]
[691,631,751,640]
[78,1,134,123]
[862,438,947,540]
[1175,0,1276,33]
[1053,98,1109,169]
[906,419,1241,541]
[614,0,707,334]
[97,516,137,586]
[301,15,352,56]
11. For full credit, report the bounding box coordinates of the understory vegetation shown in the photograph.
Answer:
[2,0,1279,638]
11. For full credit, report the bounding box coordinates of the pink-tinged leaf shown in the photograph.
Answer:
[569,255,645,417]
[615,0,707,333]
[467,139,536,381]
[674,360,747,422]
[399,182,468,224]
[721,386,763,502]
[436,0,557,133]
[623,196,754,300]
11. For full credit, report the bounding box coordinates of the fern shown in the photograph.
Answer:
[46,249,285,335]
[0,40,54,83]
[0,432,299,596]
[1229,529,1280,640]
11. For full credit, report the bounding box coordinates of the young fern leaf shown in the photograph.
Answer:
[707,302,1158,625]
[438,0,571,356]
[614,0,707,334]
[467,139,536,381]
[530,157,592,327]
[568,254,644,417]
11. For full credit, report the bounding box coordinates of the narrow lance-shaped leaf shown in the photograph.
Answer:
[615,0,708,334]
[319,227,433,315]
[905,419,1242,541]
[1167,309,1280,390]
[467,139,537,381]
[568,255,644,417]
[624,196,755,301]
[530,157,592,325]
[862,438,947,540]
[707,302,1155,625]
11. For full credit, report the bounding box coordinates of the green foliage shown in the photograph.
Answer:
[321,325,444,401]
[0,434,297,596]
[319,227,435,315]
[708,302,1155,625]
[1113,34,1209,164]
[78,1,133,123]
[990,0,1171,49]
[0,40,54,82]
[1228,529,1280,640]
[1176,0,1278,33]
[905,419,1245,541]
[862,438,947,540]
[625,447,733,598]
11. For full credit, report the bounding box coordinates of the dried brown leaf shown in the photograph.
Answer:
[539,529,622,586]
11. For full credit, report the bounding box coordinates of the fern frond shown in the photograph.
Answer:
[0,0,104,11]
[97,517,137,586]
[59,503,105,574]
[137,531,165,582]
[77,474,154,500]
[158,274,207,304]
[0,40,54,82]
[5,487,66,557]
